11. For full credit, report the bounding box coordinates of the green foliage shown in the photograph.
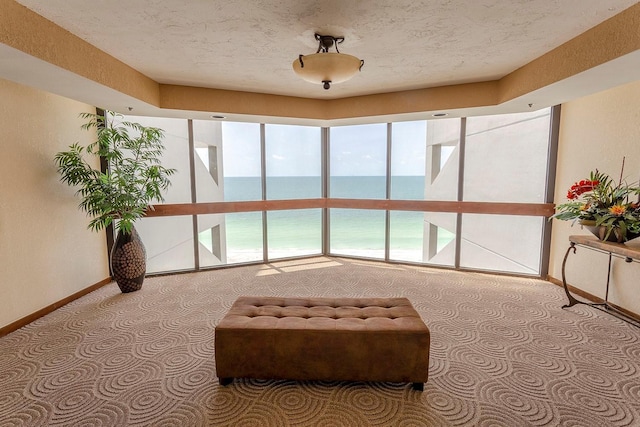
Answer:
[55,112,176,234]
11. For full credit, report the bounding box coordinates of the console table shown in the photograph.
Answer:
[561,235,640,327]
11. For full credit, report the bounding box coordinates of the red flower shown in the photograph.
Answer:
[566,179,598,200]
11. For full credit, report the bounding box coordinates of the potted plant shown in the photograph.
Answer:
[55,111,176,292]
[551,160,640,243]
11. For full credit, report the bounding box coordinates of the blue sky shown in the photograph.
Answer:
[222,121,427,177]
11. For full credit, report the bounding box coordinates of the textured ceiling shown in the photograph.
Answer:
[11,0,640,100]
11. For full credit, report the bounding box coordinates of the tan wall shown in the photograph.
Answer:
[550,80,640,315]
[0,78,109,329]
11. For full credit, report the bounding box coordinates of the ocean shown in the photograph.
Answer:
[223,176,425,200]
[217,176,450,262]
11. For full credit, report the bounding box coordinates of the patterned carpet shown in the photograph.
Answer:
[2,257,640,426]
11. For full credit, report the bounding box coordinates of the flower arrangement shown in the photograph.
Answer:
[552,160,640,242]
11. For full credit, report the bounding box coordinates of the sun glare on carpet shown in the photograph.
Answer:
[255,257,342,275]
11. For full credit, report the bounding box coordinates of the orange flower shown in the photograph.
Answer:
[609,205,626,216]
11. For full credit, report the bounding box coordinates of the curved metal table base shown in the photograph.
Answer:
[561,238,640,328]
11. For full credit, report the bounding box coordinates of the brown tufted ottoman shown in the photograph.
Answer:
[214,296,430,391]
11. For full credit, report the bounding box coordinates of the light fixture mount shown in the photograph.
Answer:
[315,33,344,53]
[293,33,364,90]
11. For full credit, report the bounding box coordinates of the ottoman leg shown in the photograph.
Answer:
[412,382,424,391]
[219,377,233,386]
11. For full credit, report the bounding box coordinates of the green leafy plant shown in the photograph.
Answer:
[551,160,640,241]
[55,111,176,234]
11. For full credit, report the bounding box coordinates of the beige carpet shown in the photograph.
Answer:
[2,257,640,426]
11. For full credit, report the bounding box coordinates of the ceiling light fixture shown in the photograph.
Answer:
[292,33,364,90]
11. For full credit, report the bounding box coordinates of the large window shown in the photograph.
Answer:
[266,124,321,200]
[330,124,387,199]
[330,209,386,259]
[219,122,262,202]
[219,212,264,265]
[265,124,322,259]
[328,124,387,259]
[388,119,460,265]
[464,110,550,203]
[120,107,555,276]
[460,109,551,274]
[268,209,321,260]
[389,211,457,265]
[460,214,544,275]
[192,121,264,266]
[391,121,426,200]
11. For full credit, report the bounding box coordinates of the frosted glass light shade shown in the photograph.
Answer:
[292,52,362,85]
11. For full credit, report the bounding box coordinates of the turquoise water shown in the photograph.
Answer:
[218,176,448,259]
[223,176,425,201]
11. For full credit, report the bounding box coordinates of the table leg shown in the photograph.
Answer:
[604,253,612,306]
[561,242,582,308]
[560,238,640,328]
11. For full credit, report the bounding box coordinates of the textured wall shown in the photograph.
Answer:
[0,78,109,328]
[549,79,640,315]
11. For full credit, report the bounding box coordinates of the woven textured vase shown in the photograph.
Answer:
[110,226,146,293]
